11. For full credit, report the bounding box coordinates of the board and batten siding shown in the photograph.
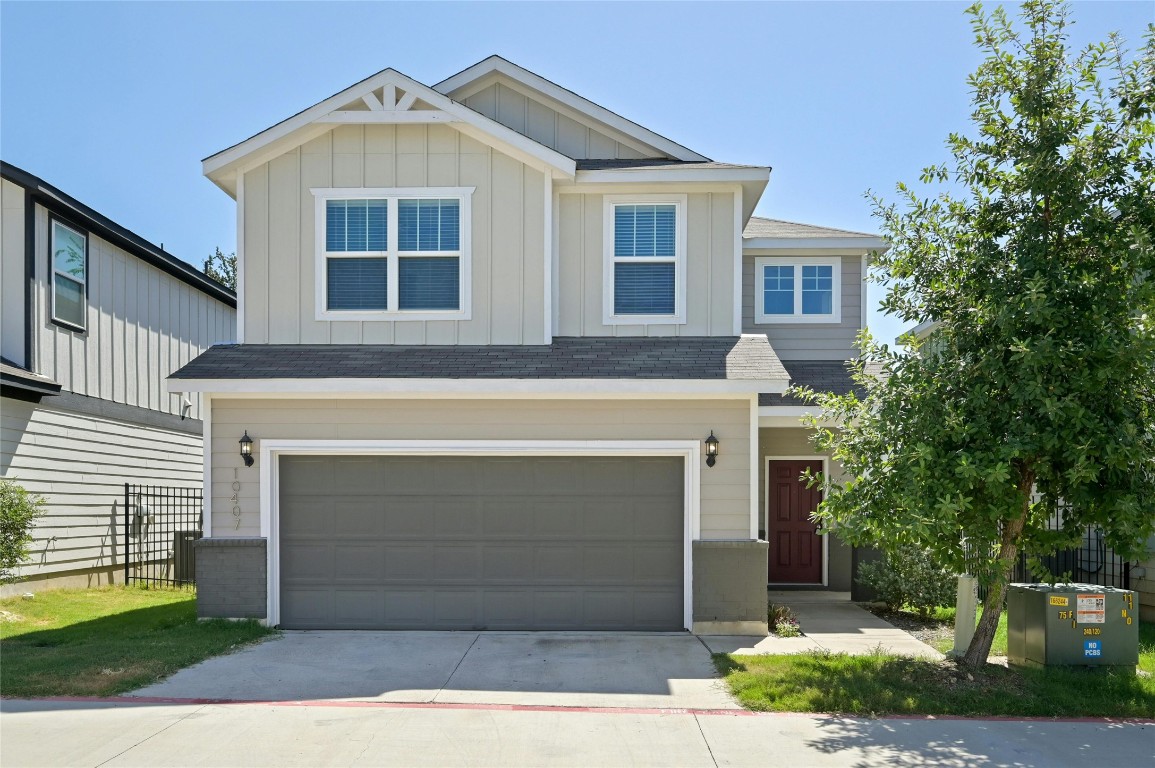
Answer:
[463,81,650,161]
[1,179,26,366]
[29,205,235,421]
[742,252,863,360]
[1,396,202,582]
[242,124,546,346]
[556,191,737,337]
[210,398,752,540]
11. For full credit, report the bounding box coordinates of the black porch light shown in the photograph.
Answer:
[704,431,720,468]
[239,431,254,467]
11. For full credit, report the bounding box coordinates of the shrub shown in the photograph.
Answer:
[768,603,802,637]
[858,548,957,617]
[0,479,46,583]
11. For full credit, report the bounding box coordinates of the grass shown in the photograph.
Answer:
[0,586,274,697]
[713,621,1155,717]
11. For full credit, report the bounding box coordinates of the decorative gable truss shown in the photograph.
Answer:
[318,82,458,124]
[203,68,577,196]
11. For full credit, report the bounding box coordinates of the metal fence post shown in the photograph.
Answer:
[123,483,130,586]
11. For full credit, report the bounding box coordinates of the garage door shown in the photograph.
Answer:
[278,455,685,630]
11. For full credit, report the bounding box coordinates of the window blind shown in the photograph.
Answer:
[398,257,460,310]
[614,262,675,315]
[398,199,460,252]
[326,199,388,252]
[326,257,387,310]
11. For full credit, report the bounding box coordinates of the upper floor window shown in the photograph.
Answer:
[314,188,473,320]
[754,256,841,324]
[603,195,686,325]
[51,220,87,331]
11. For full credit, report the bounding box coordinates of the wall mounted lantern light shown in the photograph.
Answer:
[704,431,720,467]
[239,431,254,467]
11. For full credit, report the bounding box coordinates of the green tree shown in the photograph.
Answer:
[802,1,1155,666]
[0,479,46,583]
[203,247,237,290]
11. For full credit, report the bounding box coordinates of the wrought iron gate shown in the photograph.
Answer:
[123,484,203,587]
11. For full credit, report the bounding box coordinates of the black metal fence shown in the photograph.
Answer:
[123,484,203,587]
[968,524,1131,601]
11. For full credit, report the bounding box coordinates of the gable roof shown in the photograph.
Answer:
[743,217,876,239]
[434,55,710,163]
[202,67,578,197]
[1,161,236,307]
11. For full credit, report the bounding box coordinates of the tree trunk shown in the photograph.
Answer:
[960,468,1034,667]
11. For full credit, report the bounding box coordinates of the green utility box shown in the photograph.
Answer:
[1007,584,1139,670]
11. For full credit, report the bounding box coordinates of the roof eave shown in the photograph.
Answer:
[742,236,889,251]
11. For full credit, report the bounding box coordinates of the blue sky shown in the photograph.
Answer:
[2,1,1149,345]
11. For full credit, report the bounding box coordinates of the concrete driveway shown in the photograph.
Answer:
[129,631,738,710]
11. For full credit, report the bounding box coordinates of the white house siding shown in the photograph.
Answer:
[1,179,26,366]
[209,397,752,540]
[462,80,651,160]
[241,125,547,347]
[742,251,863,360]
[556,189,738,337]
[29,204,235,421]
[1,395,203,590]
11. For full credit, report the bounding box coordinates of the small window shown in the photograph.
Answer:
[603,195,686,324]
[51,220,87,330]
[314,189,472,320]
[754,257,841,324]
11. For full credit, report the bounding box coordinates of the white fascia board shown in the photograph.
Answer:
[203,68,576,194]
[169,377,789,397]
[897,319,940,344]
[434,56,709,162]
[758,406,836,428]
[576,168,769,185]
[574,171,767,221]
[742,236,888,251]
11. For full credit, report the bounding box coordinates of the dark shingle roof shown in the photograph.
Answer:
[171,336,788,381]
[759,360,862,406]
[575,159,766,171]
[743,216,878,240]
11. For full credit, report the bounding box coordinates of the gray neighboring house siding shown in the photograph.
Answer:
[0,162,236,595]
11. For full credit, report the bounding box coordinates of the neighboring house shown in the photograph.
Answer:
[0,162,236,595]
[170,56,885,633]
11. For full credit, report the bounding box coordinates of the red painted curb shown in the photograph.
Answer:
[22,696,1155,724]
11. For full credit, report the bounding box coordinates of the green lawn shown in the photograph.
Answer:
[0,586,274,697]
[715,621,1155,717]
[928,607,1009,656]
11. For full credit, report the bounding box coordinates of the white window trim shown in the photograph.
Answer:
[258,439,702,630]
[602,194,687,326]
[754,256,842,324]
[312,187,474,322]
[50,219,88,331]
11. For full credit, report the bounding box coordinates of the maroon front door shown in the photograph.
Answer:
[767,460,823,584]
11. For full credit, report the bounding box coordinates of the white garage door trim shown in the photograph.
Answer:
[258,439,702,629]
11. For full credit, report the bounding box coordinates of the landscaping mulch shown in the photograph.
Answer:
[859,604,955,650]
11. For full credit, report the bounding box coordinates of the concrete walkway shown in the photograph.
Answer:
[700,591,944,658]
[3,698,1151,767]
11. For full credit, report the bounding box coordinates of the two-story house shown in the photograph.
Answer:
[171,56,885,634]
[1,162,236,594]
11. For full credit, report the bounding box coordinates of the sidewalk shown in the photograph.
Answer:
[3,697,1150,767]
[700,591,944,658]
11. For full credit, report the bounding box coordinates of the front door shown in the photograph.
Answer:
[766,460,823,584]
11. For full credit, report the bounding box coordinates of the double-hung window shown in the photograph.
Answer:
[603,195,686,325]
[754,256,841,323]
[315,188,472,320]
[51,219,87,330]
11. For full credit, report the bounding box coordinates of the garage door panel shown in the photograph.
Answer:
[383,502,438,536]
[281,544,333,580]
[333,501,385,536]
[279,455,684,630]
[333,545,384,580]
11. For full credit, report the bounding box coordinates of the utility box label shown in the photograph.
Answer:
[1077,594,1106,624]
[1049,596,1069,606]
[1084,640,1102,658]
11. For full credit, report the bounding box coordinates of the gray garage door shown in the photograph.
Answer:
[278,455,684,630]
